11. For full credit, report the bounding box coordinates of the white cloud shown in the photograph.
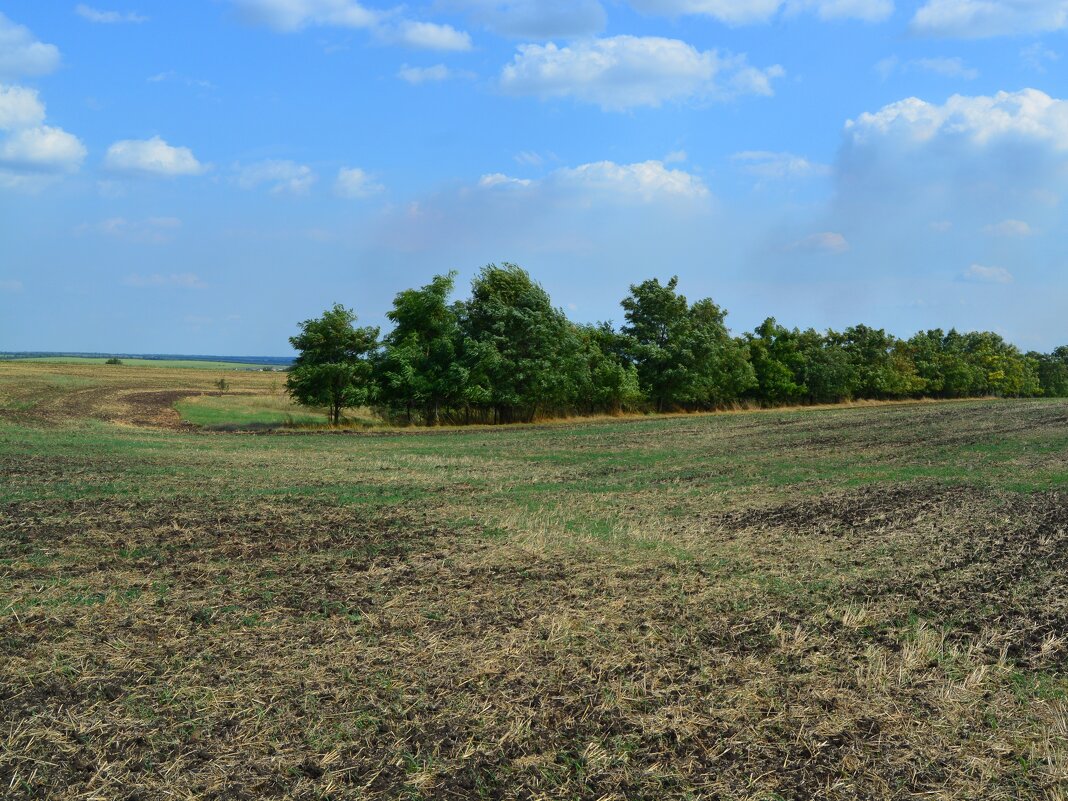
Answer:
[230,0,378,31]
[0,84,85,182]
[105,136,206,176]
[0,84,45,130]
[0,279,23,293]
[664,149,687,163]
[75,5,148,23]
[732,150,830,178]
[626,0,893,24]
[836,89,1068,223]
[983,218,1034,237]
[912,0,1068,38]
[232,0,474,52]
[123,272,205,288]
[334,166,383,197]
[499,35,784,110]
[789,231,850,253]
[0,126,87,172]
[556,160,709,200]
[962,263,1013,283]
[479,172,533,188]
[374,158,715,260]
[236,159,316,195]
[0,13,61,77]
[391,21,472,51]
[480,159,710,202]
[844,89,1068,149]
[397,64,468,83]
[445,0,606,38]
[77,216,182,243]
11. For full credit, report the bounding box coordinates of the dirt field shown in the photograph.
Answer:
[1,361,1067,800]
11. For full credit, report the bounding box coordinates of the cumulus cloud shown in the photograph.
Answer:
[446,0,606,38]
[105,136,206,177]
[0,84,45,129]
[844,89,1068,150]
[817,87,1068,305]
[626,0,893,24]
[962,263,1013,283]
[236,159,316,194]
[732,150,830,178]
[0,126,87,172]
[0,84,85,185]
[334,166,383,197]
[499,35,784,110]
[75,5,148,23]
[123,272,205,288]
[835,89,1068,223]
[912,0,1068,38]
[76,216,182,243]
[390,21,472,51]
[0,13,61,78]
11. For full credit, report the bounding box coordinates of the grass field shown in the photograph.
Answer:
[3,356,279,371]
[1,360,1067,799]
[3,356,274,370]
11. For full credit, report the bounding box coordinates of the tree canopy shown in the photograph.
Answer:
[286,304,378,424]
[286,267,1061,425]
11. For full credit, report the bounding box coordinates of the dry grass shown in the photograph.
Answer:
[1,361,1067,799]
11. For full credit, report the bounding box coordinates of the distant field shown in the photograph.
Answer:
[1,360,1067,800]
[5,355,272,370]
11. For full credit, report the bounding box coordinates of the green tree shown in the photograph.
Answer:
[376,272,466,425]
[459,264,581,423]
[835,325,922,399]
[745,318,808,405]
[287,304,378,424]
[575,323,643,415]
[1032,347,1068,397]
[796,329,857,403]
[621,277,753,411]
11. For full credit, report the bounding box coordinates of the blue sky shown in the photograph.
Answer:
[1,1,1066,355]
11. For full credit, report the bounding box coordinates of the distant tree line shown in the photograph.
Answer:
[286,264,1067,425]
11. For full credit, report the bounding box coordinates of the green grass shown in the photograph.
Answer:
[175,394,329,428]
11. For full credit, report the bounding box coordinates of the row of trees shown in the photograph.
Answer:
[286,264,1067,425]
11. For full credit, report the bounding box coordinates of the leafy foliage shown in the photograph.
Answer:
[286,304,378,424]
[287,267,1063,425]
